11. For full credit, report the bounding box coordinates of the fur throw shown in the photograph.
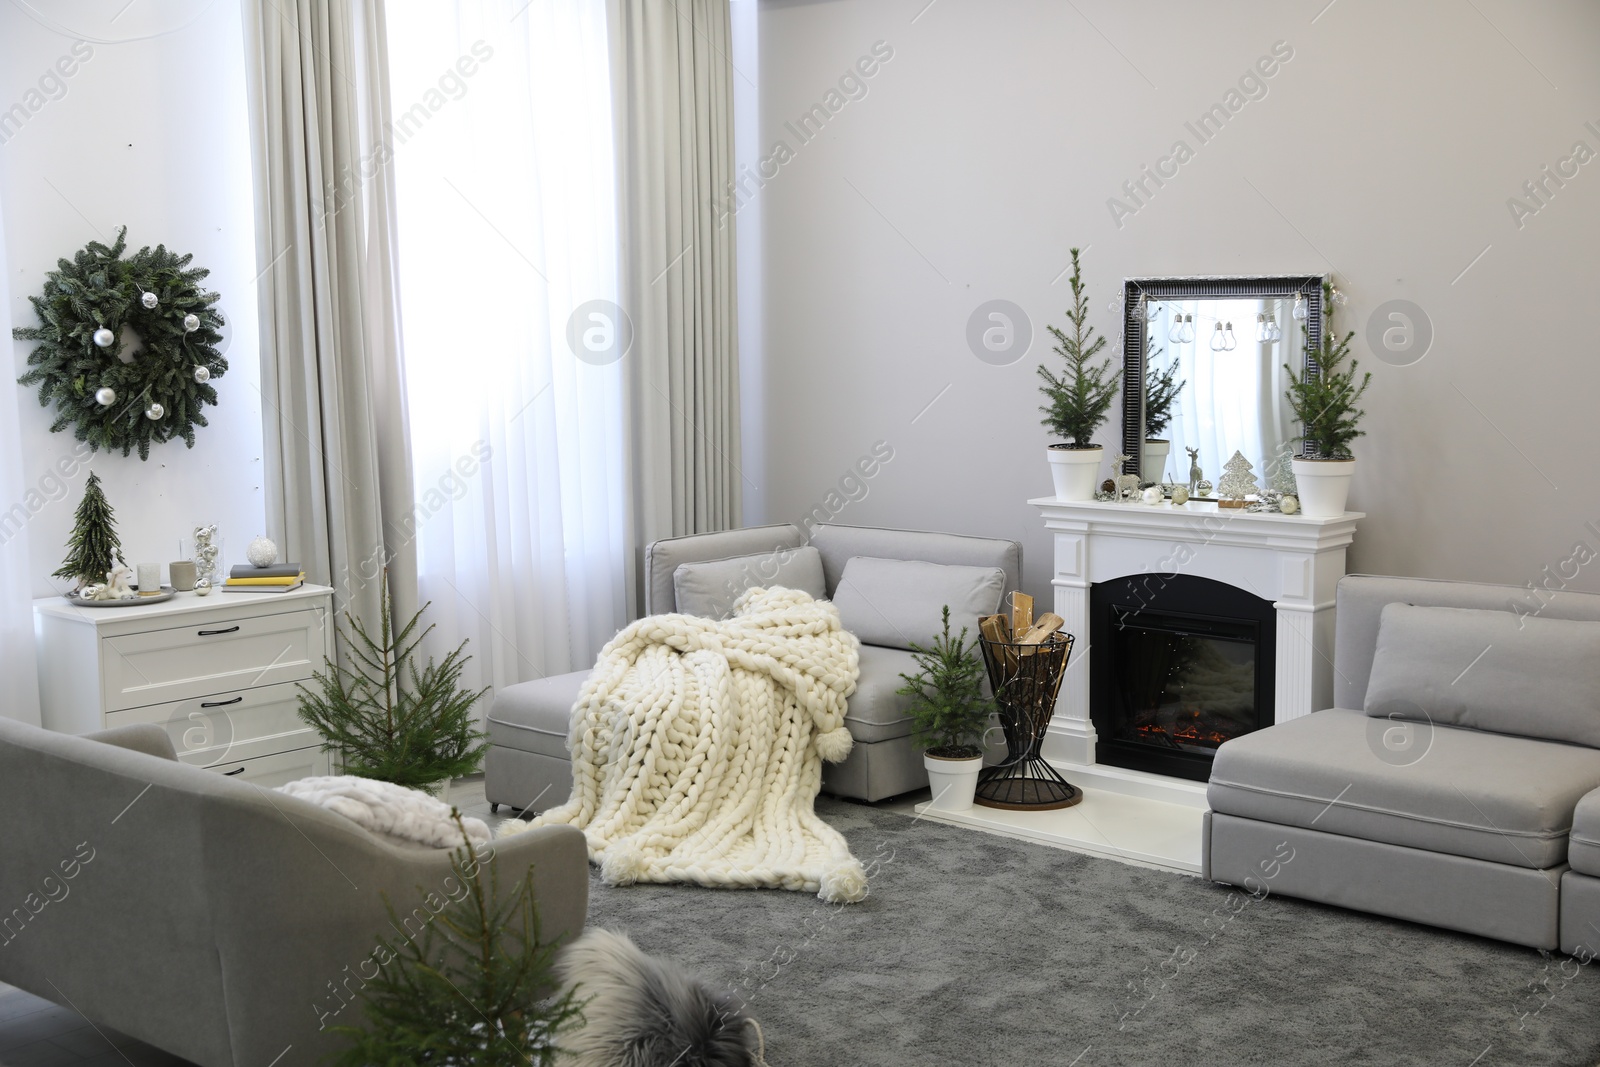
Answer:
[556,929,762,1067]
[512,587,867,903]
[277,776,489,849]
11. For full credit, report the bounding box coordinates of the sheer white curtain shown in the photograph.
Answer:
[0,199,42,726]
[386,0,627,697]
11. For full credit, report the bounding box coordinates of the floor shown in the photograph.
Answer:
[0,985,189,1067]
[0,770,1197,1065]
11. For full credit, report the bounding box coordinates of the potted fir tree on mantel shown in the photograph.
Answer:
[1141,350,1185,484]
[1039,247,1119,500]
[1283,282,1371,518]
[297,575,490,798]
[898,607,997,813]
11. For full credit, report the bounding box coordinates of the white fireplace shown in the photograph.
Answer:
[1031,496,1362,771]
[910,497,1361,872]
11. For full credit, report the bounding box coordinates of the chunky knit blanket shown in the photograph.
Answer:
[278,776,491,849]
[520,587,867,903]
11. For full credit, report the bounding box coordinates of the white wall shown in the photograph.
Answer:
[1,1,264,598]
[751,0,1600,604]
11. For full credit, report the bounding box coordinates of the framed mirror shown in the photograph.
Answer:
[1121,275,1326,487]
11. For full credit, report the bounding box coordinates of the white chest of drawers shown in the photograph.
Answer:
[33,584,336,787]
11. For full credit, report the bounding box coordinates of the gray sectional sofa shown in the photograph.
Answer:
[1205,574,1600,952]
[484,522,1021,810]
[0,717,588,1067]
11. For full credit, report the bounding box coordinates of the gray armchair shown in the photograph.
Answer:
[484,522,1022,809]
[0,717,587,1067]
[480,518,1024,809]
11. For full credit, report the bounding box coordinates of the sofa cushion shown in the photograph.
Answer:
[486,670,591,759]
[672,546,826,619]
[645,524,807,615]
[485,651,924,753]
[1570,790,1600,877]
[831,556,1005,652]
[840,644,923,744]
[1208,708,1600,869]
[1365,603,1600,747]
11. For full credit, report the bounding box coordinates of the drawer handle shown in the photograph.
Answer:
[223,767,246,776]
[197,626,241,637]
[201,696,243,708]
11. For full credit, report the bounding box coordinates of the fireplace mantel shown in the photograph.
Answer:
[1031,497,1362,768]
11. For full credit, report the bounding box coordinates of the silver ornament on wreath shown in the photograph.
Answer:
[141,291,159,309]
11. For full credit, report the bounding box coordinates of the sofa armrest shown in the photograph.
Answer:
[481,823,590,946]
[85,723,178,762]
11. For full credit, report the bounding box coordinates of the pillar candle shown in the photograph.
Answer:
[137,563,161,594]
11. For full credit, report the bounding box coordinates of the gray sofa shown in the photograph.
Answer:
[1204,574,1600,952]
[0,717,587,1067]
[484,522,1021,809]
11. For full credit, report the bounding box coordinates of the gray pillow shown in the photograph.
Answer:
[671,545,826,618]
[831,556,1005,652]
[1364,603,1600,747]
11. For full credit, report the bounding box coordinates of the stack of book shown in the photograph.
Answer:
[224,563,305,593]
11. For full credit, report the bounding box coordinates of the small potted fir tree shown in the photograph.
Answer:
[1283,282,1371,517]
[897,607,997,812]
[1039,247,1119,500]
[1141,350,1185,484]
[298,576,490,798]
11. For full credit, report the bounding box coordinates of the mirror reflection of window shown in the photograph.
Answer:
[1146,298,1298,486]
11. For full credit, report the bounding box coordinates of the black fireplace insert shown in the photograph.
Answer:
[1090,573,1275,781]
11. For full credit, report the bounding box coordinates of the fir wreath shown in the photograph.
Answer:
[13,227,226,460]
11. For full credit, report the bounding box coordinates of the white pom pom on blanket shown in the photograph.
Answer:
[278,776,489,849]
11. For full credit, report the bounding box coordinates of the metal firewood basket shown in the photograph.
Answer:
[975,631,1082,810]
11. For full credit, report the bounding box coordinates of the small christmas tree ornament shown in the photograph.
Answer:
[141,291,159,309]
[1279,494,1300,515]
[246,535,278,568]
[94,387,116,406]
[93,328,115,348]
[55,471,125,591]
[145,402,164,420]
[183,313,200,332]
[1217,450,1260,509]
[193,365,210,383]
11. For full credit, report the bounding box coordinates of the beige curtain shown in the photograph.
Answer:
[609,0,743,606]
[242,0,417,647]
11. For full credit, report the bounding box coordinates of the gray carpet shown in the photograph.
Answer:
[579,798,1600,1067]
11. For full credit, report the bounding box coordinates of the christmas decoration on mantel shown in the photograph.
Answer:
[14,227,226,460]
[1217,450,1261,508]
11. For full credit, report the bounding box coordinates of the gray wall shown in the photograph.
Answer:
[743,0,1600,605]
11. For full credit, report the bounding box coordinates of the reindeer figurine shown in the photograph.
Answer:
[1186,447,1202,494]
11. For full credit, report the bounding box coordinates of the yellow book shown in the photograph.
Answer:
[224,573,306,586]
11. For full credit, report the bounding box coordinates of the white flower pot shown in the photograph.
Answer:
[428,778,453,802]
[924,751,983,812]
[1291,457,1355,518]
[1047,445,1103,501]
[1141,439,1171,483]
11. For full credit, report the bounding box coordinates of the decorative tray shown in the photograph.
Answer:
[65,585,176,607]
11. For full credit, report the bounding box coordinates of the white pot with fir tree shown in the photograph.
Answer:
[897,607,998,812]
[1283,283,1371,518]
[1038,248,1118,500]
